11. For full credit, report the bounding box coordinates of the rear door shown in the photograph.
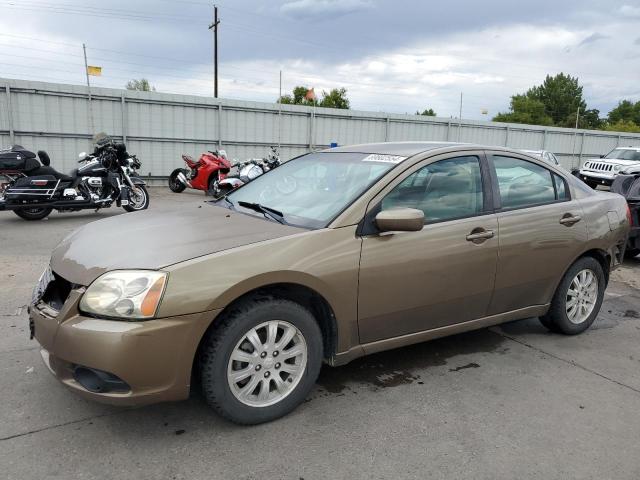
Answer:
[357,151,499,344]
[486,152,588,315]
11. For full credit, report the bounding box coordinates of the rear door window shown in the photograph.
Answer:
[492,155,567,209]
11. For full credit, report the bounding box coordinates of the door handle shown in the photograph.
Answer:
[559,214,581,226]
[466,229,495,242]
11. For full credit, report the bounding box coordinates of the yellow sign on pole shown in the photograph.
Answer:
[86,66,102,76]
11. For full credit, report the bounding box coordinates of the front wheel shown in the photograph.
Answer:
[206,172,220,197]
[168,169,186,193]
[539,257,605,334]
[14,207,52,221]
[199,297,323,425]
[123,185,149,212]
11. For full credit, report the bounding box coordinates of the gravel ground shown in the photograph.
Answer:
[1,188,640,480]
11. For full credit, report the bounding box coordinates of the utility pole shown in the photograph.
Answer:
[82,43,95,134]
[278,70,282,149]
[208,5,220,98]
[457,92,463,141]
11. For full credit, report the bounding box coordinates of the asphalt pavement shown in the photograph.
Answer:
[1,188,640,480]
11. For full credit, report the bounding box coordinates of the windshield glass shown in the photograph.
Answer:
[605,149,640,161]
[226,152,402,228]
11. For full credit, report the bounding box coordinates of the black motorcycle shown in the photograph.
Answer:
[0,138,149,221]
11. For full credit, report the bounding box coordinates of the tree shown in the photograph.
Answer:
[608,100,640,126]
[278,86,350,109]
[319,88,350,109]
[126,78,156,91]
[416,108,437,116]
[493,94,553,126]
[493,73,608,129]
[527,73,586,126]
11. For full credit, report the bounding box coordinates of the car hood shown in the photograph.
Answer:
[50,203,305,285]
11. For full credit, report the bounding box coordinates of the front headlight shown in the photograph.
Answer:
[79,271,167,320]
[614,165,622,172]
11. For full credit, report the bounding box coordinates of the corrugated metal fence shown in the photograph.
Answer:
[2,77,640,178]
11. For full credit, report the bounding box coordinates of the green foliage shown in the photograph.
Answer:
[126,78,155,91]
[319,88,350,109]
[608,100,640,125]
[493,73,609,130]
[278,86,350,109]
[493,94,553,126]
[416,108,437,116]
[603,120,640,133]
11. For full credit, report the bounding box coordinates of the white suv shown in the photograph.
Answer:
[579,147,640,187]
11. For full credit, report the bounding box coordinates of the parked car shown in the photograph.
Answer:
[520,149,561,166]
[29,142,629,425]
[611,173,640,258]
[578,146,640,188]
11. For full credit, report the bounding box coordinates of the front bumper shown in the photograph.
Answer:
[578,170,615,185]
[30,292,219,406]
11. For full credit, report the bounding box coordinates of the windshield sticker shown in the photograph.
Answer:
[362,154,406,164]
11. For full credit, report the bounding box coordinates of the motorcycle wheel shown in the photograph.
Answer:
[123,185,150,212]
[207,173,220,197]
[169,170,186,193]
[14,207,52,221]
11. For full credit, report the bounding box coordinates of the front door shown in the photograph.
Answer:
[357,153,499,344]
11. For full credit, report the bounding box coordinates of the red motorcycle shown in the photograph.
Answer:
[169,150,231,195]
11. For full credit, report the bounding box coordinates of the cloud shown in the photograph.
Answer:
[577,32,609,47]
[635,37,640,45]
[619,4,640,17]
[280,0,372,20]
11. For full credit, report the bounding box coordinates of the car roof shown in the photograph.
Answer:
[324,141,468,157]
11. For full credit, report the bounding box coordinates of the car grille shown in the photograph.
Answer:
[583,161,614,172]
[41,272,73,312]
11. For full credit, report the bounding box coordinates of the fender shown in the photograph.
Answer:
[129,175,146,186]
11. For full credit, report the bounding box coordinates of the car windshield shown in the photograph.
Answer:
[225,152,401,228]
[605,149,640,161]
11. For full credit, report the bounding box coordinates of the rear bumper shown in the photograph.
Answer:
[30,298,219,406]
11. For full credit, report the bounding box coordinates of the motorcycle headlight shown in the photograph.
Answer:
[79,271,167,320]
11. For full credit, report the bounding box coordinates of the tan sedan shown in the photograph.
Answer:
[29,142,630,424]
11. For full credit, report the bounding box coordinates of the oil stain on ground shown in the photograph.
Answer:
[314,328,507,399]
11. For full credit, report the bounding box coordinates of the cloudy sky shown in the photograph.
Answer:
[0,0,638,119]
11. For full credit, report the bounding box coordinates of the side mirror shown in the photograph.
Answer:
[375,208,424,233]
[600,154,605,158]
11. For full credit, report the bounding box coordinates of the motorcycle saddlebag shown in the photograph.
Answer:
[4,175,58,203]
[0,146,39,172]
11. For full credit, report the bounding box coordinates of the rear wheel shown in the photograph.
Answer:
[123,185,149,212]
[199,297,323,425]
[168,170,186,193]
[539,257,605,334]
[14,207,52,221]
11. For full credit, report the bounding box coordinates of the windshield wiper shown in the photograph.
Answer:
[237,201,287,224]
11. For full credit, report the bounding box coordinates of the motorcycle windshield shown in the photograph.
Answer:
[226,152,404,228]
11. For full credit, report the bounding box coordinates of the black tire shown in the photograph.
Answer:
[625,248,639,259]
[539,257,605,335]
[14,207,52,221]
[123,185,149,212]
[199,297,323,425]
[168,170,186,193]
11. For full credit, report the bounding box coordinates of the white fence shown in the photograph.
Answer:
[2,77,639,177]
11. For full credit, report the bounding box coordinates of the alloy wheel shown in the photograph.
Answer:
[227,320,307,407]
[566,269,598,324]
